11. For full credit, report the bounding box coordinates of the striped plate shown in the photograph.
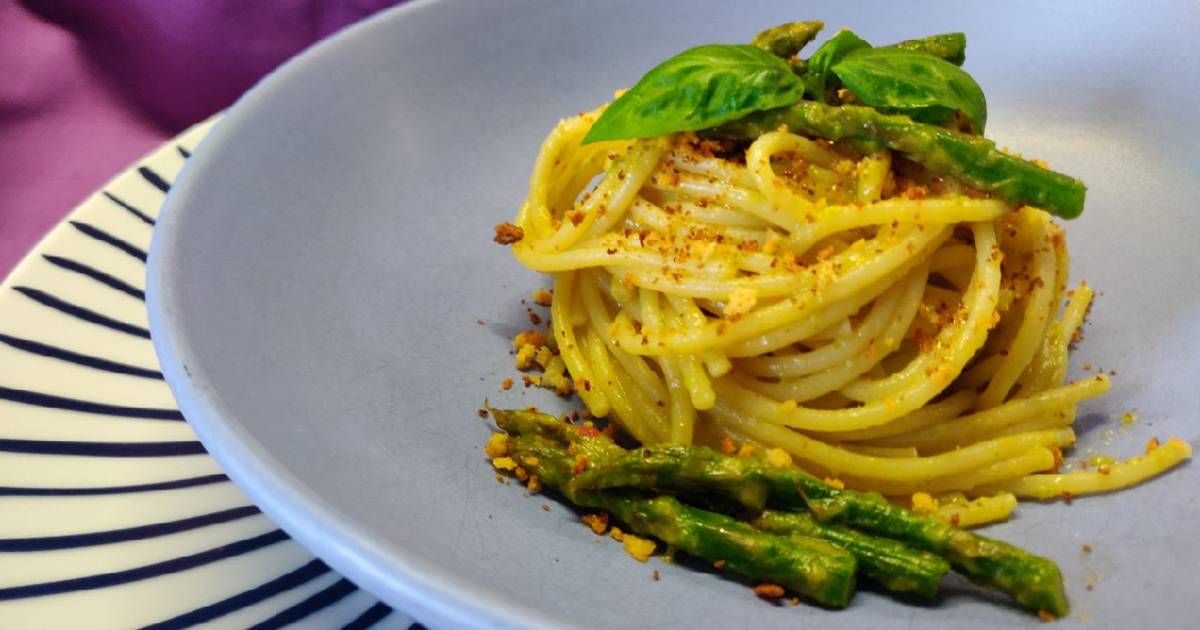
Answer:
[0,119,419,629]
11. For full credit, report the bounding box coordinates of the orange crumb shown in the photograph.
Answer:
[610,526,625,542]
[532,289,553,306]
[653,569,660,581]
[754,583,786,599]
[1146,437,1161,453]
[527,475,541,493]
[493,222,524,244]
[720,436,737,455]
[736,443,758,458]
[713,560,726,569]
[581,513,609,535]
[1082,544,1092,554]
[501,377,513,391]
[572,454,590,474]
[1038,610,1055,623]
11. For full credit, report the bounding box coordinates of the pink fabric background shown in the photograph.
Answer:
[0,0,404,279]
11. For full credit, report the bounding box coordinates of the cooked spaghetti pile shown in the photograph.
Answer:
[498,110,1189,526]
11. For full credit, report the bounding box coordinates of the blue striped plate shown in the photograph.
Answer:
[0,118,418,630]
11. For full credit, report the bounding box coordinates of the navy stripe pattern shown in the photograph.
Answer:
[0,473,229,496]
[0,332,161,379]
[13,287,151,338]
[42,255,147,300]
[0,120,405,628]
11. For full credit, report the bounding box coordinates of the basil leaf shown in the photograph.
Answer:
[832,47,987,133]
[583,45,804,144]
[803,30,871,102]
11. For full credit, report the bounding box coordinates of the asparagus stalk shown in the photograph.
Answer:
[505,435,858,608]
[714,100,1087,219]
[571,442,1068,617]
[890,33,967,65]
[751,21,825,59]
[491,410,1067,617]
[753,511,949,599]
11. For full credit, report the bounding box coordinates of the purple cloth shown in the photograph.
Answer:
[1,0,403,278]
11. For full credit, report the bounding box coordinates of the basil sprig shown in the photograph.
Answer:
[584,28,986,144]
[582,45,804,144]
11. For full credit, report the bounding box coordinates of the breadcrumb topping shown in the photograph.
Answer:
[623,534,656,562]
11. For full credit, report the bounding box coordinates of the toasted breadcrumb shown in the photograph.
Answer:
[484,433,511,459]
[492,457,517,471]
[823,477,845,490]
[623,534,656,562]
[736,443,758,458]
[512,330,547,350]
[527,475,541,493]
[1038,610,1055,623]
[501,377,514,391]
[532,289,553,306]
[582,513,609,535]
[911,492,939,515]
[754,583,786,599]
[610,526,625,542]
[719,435,737,455]
[515,344,538,370]
[764,448,792,468]
[493,222,524,244]
[724,287,758,321]
[712,560,726,569]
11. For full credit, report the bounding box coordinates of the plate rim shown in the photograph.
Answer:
[146,1,552,628]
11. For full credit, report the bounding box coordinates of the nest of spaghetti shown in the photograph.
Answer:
[497,107,1190,528]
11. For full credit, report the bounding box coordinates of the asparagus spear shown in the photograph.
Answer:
[751,21,825,59]
[890,33,967,65]
[714,100,1087,219]
[504,435,858,608]
[570,442,1068,617]
[754,510,949,599]
[492,410,1067,617]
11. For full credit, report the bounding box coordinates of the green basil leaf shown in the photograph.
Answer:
[583,45,804,144]
[832,47,987,133]
[803,30,871,102]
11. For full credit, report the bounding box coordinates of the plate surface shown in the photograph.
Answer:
[0,120,410,629]
[148,1,1200,627]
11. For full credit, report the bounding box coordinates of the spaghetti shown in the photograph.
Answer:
[500,104,1190,526]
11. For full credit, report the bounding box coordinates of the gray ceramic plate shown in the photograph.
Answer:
[147,1,1200,627]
